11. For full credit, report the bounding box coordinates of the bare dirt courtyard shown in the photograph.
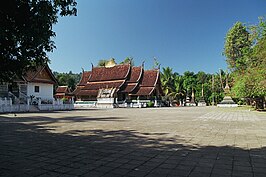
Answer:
[0,107,266,177]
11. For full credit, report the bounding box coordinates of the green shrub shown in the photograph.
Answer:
[147,101,154,107]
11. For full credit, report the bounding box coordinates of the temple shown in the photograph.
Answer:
[73,60,163,107]
[54,86,73,100]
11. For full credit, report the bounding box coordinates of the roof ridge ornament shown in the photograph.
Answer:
[158,64,161,70]
[141,61,145,68]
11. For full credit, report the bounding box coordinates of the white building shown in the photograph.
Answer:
[0,65,57,104]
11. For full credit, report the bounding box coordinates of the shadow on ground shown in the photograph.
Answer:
[0,115,266,177]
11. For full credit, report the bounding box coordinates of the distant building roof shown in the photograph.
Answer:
[55,86,73,97]
[56,86,71,93]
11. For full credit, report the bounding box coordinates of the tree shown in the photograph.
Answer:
[168,74,185,104]
[182,71,196,96]
[97,59,108,67]
[224,22,252,72]
[160,67,175,96]
[226,18,266,109]
[53,71,81,91]
[0,0,77,83]
[120,57,134,65]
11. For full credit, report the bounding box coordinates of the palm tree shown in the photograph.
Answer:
[161,67,186,106]
[160,67,175,96]
[169,74,186,106]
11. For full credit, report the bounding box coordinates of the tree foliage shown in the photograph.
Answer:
[0,0,77,83]
[224,17,266,109]
[160,67,225,106]
[224,22,252,72]
[120,57,134,65]
[53,71,81,91]
[97,59,108,67]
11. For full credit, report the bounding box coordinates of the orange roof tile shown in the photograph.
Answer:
[89,64,130,82]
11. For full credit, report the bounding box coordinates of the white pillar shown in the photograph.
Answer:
[155,99,158,107]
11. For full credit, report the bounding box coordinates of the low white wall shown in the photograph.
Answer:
[217,104,238,107]
[0,105,29,113]
[74,101,97,109]
[38,104,74,111]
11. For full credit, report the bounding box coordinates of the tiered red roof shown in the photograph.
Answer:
[74,63,162,98]
[78,71,91,86]
[131,69,160,96]
[72,71,91,95]
[120,66,143,93]
[140,70,159,87]
[56,86,71,93]
[76,64,130,96]
[83,81,125,90]
[128,66,142,83]
[55,86,73,97]
[89,64,130,82]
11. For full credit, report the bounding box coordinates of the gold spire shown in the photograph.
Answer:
[105,58,116,68]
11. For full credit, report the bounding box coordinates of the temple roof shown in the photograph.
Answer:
[89,64,130,82]
[128,66,143,83]
[131,87,155,96]
[22,65,57,84]
[55,86,73,97]
[130,69,160,96]
[78,71,91,86]
[73,64,162,97]
[77,90,98,97]
[120,66,142,93]
[120,83,138,93]
[56,86,71,93]
[140,69,159,87]
[83,80,125,90]
[72,86,82,95]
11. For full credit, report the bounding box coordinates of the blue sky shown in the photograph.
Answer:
[48,0,266,74]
